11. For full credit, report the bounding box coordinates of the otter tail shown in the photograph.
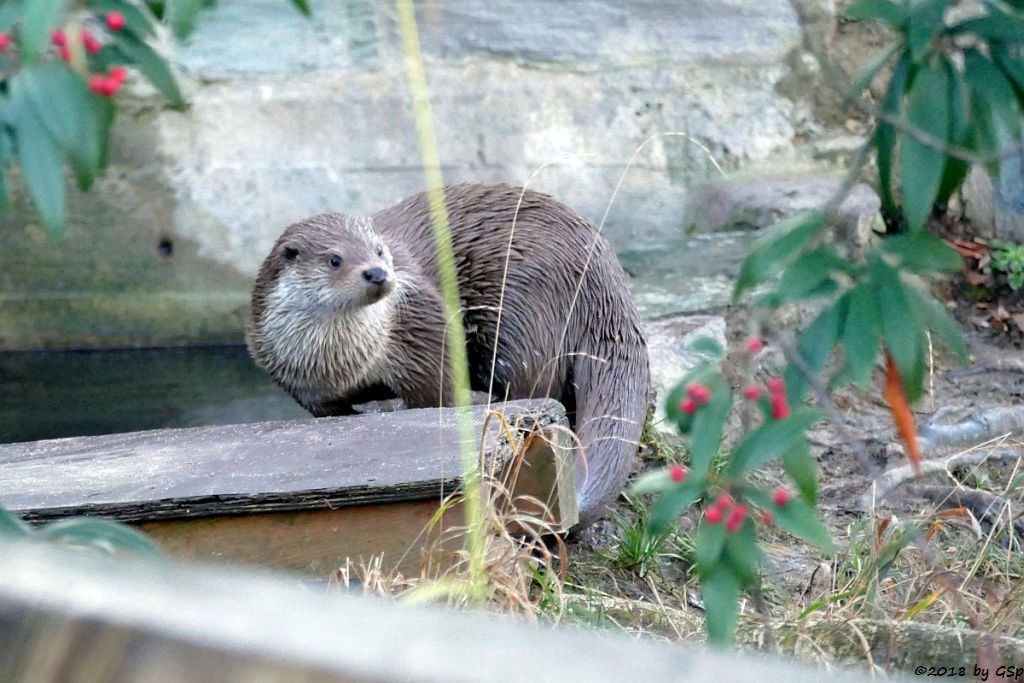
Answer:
[571,335,650,526]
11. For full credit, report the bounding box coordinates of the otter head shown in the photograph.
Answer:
[272,213,396,312]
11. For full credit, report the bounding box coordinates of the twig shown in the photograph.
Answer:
[865,446,1024,503]
[918,406,1024,453]
[905,484,1024,539]
[767,326,877,474]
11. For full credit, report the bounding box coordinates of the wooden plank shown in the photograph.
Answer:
[0,540,897,683]
[0,400,577,575]
[138,500,456,577]
[0,399,566,522]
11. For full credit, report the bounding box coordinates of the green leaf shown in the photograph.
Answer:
[687,376,733,479]
[935,57,971,206]
[783,298,847,405]
[686,336,726,360]
[167,0,203,38]
[905,283,968,363]
[879,233,963,273]
[848,41,901,100]
[907,0,949,62]
[723,522,761,586]
[771,498,834,550]
[871,256,926,401]
[900,62,950,231]
[111,32,185,108]
[289,0,312,16]
[993,43,1024,106]
[965,49,1022,140]
[841,282,882,389]
[94,96,116,170]
[664,381,688,427]
[36,518,162,557]
[695,515,728,576]
[0,506,31,538]
[781,443,819,504]
[88,0,158,37]
[733,210,828,301]
[19,0,69,64]
[843,0,907,25]
[13,100,67,236]
[877,52,912,211]
[950,8,1024,42]
[630,468,675,496]
[0,1,21,33]
[648,476,707,534]
[727,408,822,478]
[17,64,103,190]
[700,566,741,646]
[773,248,849,304]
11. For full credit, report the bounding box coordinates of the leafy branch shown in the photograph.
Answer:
[642,0,1024,646]
[0,0,309,236]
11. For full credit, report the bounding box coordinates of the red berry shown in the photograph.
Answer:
[747,337,765,353]
[743,385,760,401]
[82,29,102,54]
[726,505,748,533]
[680,397,697,415]
[705,506,723,524]
[52,29,66,47]
[767,377,785,395]
[773,488,791,506]
[0,34,10,52]
[106,12,126,31]
[89,75,108,95]
[669,465,687,483]
[761,510,774,525]
[108,66,127,86]
[686,382,712,404]
[714,493,734,510]
[771,393,791,420]
[58,45,70,61]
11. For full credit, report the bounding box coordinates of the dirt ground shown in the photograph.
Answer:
[562,270,1024,662]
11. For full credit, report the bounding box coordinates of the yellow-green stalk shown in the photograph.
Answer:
[396,0,486,600]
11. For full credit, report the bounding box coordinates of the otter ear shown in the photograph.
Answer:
[281,244,299,261]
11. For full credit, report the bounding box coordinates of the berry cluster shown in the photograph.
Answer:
[54,13,127,97]
[704,493,749,532]
[679,381,712,415]
[703,487,791,533]
[741,376,791,420]
[0,13,128,96]
[767,377,791,420]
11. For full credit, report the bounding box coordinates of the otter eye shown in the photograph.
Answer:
[282,246,299,260]
[376,245,384,257]
[329,254,342,268]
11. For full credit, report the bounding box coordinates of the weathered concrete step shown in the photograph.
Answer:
[0,400,576,576]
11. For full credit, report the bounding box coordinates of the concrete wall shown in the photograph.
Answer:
[2,0,857,348]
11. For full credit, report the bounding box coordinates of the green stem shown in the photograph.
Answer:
[395,0,486,600]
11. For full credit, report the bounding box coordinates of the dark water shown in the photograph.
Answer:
[0,347,309,444]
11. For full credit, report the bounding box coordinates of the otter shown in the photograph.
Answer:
[246,183,649,525]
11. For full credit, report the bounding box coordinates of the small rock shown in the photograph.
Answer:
[683,173,881,236]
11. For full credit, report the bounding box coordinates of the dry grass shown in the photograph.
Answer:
[326,417,570,622]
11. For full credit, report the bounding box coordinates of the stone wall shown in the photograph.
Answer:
[5,0,1012,349]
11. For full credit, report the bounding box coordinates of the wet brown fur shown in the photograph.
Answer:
[247,183,650,524]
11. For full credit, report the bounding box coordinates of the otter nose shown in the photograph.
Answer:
[363,267,388,285]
